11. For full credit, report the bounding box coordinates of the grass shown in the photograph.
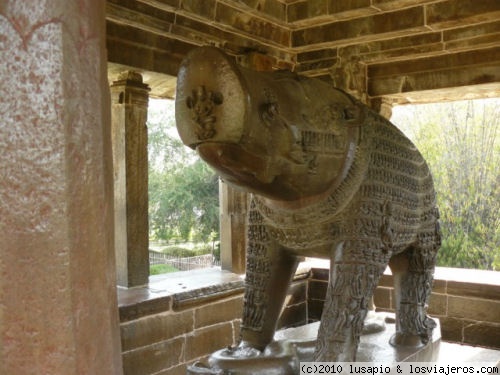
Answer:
[150,263,179,275]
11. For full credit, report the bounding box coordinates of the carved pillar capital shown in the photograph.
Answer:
[110,70,150,107]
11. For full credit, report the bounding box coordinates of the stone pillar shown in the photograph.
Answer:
[219,181,247,274]
[110,72,150,288]
[0,1,123,374]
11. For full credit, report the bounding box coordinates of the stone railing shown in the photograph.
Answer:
[117,263,499,375]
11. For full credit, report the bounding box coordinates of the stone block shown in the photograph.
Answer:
[426,0,500,29]
[372,0,430,11]
[463,322,500,349]
[237,0,287,22]
[373,286,392,309]
[122,337,185,375]
[443,20,500,42]
[448,296,500,323]
[447,280,500,301]
[106,24,186,77]
[119,296,172,322]
[286,280,308,306]
[181,0,217,20]
[428,293,447,317]
[308,299,325,321]
[194,296,243,329]
[287,0,328,23]
[107,0,176,26]
[277,302,307,329]
[445,33,500,51]
[432,279,447,294]
[297,58,338,73]
[439,317,464,343]
[308,279,328,300]
[310,267,329,280]
[185,323,234,361]
[378,273,393,287]
[121,310,194,351]
[292,7,425,47]
[154,363,188,375]
[328,0,371,14]
[367,47,500,96]
[215,2,291,46]
[296,48,338,63]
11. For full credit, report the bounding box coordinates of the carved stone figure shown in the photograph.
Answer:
[175,47,441,364]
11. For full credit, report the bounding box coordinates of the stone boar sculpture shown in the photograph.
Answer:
[175,47,441,363]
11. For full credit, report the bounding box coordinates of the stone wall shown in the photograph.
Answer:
[119,266,499,374]
[118,268,309,375]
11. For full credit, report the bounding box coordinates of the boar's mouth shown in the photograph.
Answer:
[196,142,275,189]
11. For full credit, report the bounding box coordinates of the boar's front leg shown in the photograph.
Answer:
[314,241,388,362]
[238,204,300,351]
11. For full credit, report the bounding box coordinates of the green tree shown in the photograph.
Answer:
[147,99,220,243]
[391,99,500,270]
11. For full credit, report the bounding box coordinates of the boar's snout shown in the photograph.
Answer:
[175,47,247,149]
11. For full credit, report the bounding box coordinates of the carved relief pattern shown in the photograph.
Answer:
[241,199,272,331]
[186,85,223,140]
[315,262,386,361]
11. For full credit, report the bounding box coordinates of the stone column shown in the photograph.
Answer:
[110,72,150,288]
[0,1,123,374]
[219,181,247,274]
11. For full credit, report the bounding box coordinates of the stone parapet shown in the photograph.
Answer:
[118,265,499,374]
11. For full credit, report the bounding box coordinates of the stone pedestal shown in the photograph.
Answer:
[188,315,441,374]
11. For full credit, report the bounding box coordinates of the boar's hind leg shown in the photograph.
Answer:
[389,240,438,347]
[314,242,387,362]
[238,221,300,351]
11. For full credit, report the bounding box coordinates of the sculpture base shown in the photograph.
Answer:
[187,314,441,374]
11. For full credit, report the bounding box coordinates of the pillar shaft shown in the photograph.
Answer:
[110,72,150,287]
[0,1,123,373]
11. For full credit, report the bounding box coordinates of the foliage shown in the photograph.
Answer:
[147,99,220,244]
[160,244,216,257]
[150,263,179,275]
[391,99,500,270]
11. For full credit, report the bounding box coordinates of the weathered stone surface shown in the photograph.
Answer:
[439,317,464,343]
[426,0,500,29]
[292,7,425,47]
[447,280,500,300]
[194,296,243,328]
[373,287,392,310]
[427,293,447,317]
[238,0,287,22]
[287,0,328,23]
[368,47,500,96]
[122,337,185,375]
[277,302,308,329]
[448,296,500,323]
[216,2,291,46]
[119,295,172,322]
[329,0,371,14]
[463,323,500,349]
[0,1,122,373]
[186,323,234,360]
[111,71,150,288]
[181,0,217,20]
[121,310,194,351]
